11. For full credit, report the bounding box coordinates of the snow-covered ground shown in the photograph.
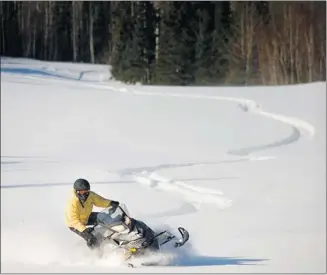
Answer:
[1,57,326,273]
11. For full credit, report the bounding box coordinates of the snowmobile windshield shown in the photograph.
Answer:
[96,206,132,232]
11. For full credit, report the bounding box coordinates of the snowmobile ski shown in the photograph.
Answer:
[88,205,190,266]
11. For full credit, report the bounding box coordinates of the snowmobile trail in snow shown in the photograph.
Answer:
[6,67,315,156]
[118,169,233,213]
[91,83,315,157]
[111,84,316,217]
[123,88,315,157]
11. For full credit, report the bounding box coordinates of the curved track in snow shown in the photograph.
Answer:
[2,71,317,216]
[108,85,316,216]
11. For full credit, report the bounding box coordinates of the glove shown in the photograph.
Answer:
[82,228,98,249]
[84,227,94,234]
[110,200,119,208]
[86,236,98,249]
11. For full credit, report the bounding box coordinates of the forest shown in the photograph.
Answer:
[0,1,326,85]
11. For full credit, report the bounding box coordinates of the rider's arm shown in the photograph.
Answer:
[91,191,112,208]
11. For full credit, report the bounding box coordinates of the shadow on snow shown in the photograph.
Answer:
[171,255,268,267]
[1,67,79,80]
[1,67,102,82]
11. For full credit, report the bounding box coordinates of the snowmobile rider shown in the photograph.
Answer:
[65,178,119,249]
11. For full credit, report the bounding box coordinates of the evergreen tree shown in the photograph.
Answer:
[111,2,156,84]
[155,2,196,85]
[193,2,215,84]
[110,2,132,81]
[120,2,156,84]
[208,1,232,84]
[191,2,232,85]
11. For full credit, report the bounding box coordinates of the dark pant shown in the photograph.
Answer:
[69,212,99,241]
[86,212,99,226]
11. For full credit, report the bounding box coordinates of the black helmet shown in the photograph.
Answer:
[73,178,90,191]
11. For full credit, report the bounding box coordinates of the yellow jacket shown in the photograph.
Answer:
[64,190,112,232]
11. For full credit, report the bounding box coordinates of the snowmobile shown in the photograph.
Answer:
[89,204,189,267]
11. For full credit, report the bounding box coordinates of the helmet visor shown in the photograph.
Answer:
[77,190,89,195]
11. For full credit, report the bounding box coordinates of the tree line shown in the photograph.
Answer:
[0,1,325,85]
